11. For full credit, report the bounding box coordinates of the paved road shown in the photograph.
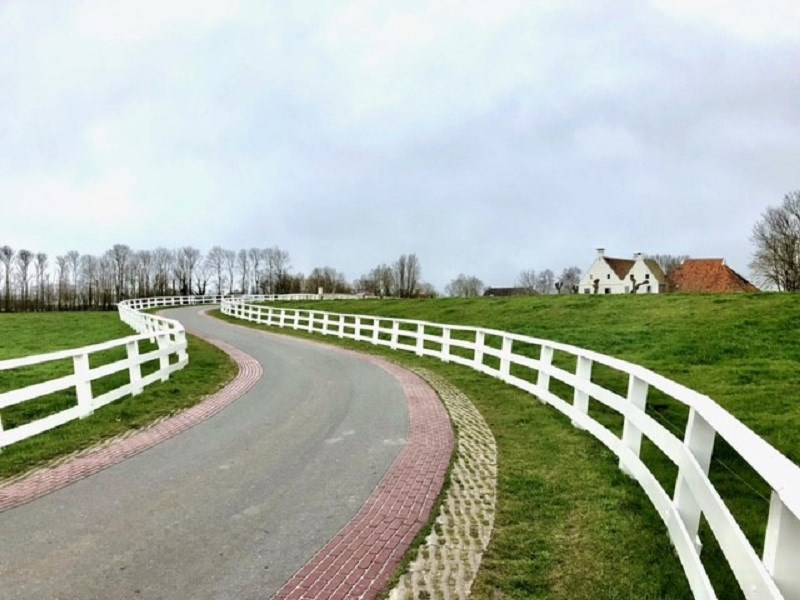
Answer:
[0,307,409,599]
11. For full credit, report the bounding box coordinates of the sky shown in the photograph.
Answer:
[2,0,799,290]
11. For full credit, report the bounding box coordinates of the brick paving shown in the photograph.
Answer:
[271,355,454,600]
[0,338,262,513]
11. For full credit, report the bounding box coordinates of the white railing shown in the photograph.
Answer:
[0,293,361,450]
[0,295,218,449]
[221,299,800,600]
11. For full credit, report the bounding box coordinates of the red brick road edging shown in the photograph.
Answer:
[269,349,455,600]
[0,338,262,513]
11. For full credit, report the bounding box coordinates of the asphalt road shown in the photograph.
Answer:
[0,307,408,599]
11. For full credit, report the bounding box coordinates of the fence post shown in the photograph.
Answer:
[338,315,345,339]
[279,309,286,328]
[354,316,362,340]
[414,323,424,356]
[126,340,143,396]
[619,374,649,476]
[371,319,380,345]
[474,331,485,369]
[74,352,94,418]
[500,336,513,380]
[571,356,593,428]
[763,491,800,599]
[390,320,400,349]
[441,327,451,362]
[536,345,554,403]
[176,329,188,363]
[156,333,170,381]
[673,408,716,554]
[322,312,330,335]
[308,311,315,333]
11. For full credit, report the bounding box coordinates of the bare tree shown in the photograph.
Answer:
[152,247,173,295]
[174,246,201,295]
[535,269,556,295]
[555,266,582,294]
[223,249,236,294]
[306,266,349,294]
[237,249,249,294]
[206,246,226,295]
[516,269,537,294]
[136,250,153,297]
[16,249,33,309]
[248,247,264,293]
[195,259,213,295]
[750,191,800,291]
[374,264,395,297]
[65,251,80,307]
[445,274,484,297]
[55,255,68,309]
[80,254,99,309]
[354,263,394,297]
[109,244,132,301]
[266,247,291,294]
[393,253,421,297]
[34,252,48,309]
[0,246,13,311]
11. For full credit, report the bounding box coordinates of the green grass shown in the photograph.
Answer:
[0,312,236,479]
[215,292,800,599]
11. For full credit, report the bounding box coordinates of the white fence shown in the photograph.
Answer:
[0,296,214,449]
[0,293,361,449]
[221,299,800,600]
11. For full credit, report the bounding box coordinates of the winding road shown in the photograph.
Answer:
[0,307,433,599]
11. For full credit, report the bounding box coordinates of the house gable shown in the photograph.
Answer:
[579,249,665,294]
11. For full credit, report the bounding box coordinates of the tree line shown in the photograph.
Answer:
[0,244,433,312]
[444,266,584,297]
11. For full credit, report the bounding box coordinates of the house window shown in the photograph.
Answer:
[604,288,611,294]
[584,288,590,294]
[647,285,652,293]
[645,273,650,280]
[607,274,611,279]
[624,286,630,293]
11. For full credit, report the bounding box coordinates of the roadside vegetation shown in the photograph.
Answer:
[0,311,235,479]
[213,292,800,599]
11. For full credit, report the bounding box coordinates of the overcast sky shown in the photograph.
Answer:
[2,1,799,289]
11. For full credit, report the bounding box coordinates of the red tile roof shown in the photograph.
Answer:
[668,259,758,293]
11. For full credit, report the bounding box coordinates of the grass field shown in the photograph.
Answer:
[214,292,800,599]
[0,311,236,479]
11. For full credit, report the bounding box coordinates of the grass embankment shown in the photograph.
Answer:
[213,293,799,599]
[0,311,235,479]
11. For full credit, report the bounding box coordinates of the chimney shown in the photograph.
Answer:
[596,248,605,258]
[634,252,643,260]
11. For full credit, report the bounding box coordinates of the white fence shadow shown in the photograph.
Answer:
[221,298,800,600]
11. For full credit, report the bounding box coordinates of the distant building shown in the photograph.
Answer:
[667,259,758,293]
[483,287,535,297]
[578,248,667,295]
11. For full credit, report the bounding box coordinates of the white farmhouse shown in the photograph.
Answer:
[579,249,666,295]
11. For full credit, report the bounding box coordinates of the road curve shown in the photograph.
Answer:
[0,307,412,599]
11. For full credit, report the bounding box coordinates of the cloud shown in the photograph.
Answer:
[1,0,799,288]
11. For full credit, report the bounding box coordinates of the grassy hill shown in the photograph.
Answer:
[228,292,800,599]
